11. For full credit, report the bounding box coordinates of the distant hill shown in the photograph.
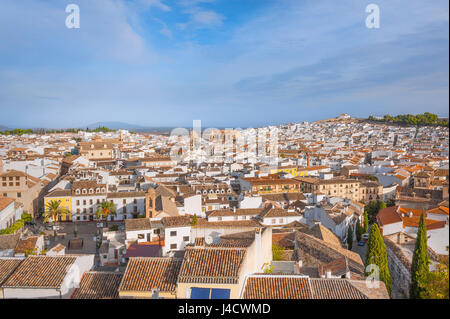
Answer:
[0,125,8,131]
[85,122,177,133]
[85,122,146,130]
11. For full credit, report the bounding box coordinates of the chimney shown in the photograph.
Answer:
[326,270,332,278]
[233,206,236,213]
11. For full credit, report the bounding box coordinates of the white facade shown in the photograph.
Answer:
[107,195,145,220]
[164,225,191,255]
[0,200,22,230]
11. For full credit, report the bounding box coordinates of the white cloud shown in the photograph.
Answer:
[178,0,215,7]
[153,18,173,39]
[177,8,224,30]
[141,0,171,12]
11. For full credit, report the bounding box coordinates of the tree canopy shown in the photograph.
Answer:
[368,113,448,127]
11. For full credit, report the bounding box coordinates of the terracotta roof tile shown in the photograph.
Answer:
[119,257,182,293]
[2,256,76,288]
[72,272,123,299]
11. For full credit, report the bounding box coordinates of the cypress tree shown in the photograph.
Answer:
[356,219,362,242]
[363,212,369,233]
[365,223,392,296]
[191,214,198,226]
[347,225,353,250]
[410,211,430,299]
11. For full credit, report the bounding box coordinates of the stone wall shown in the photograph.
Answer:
[384,238,411,298]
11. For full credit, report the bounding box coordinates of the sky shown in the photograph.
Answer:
[0,0,448,129]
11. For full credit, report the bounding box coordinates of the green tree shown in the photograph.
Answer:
[365,223,392,296]
[410,212,430,299]
[420,248,449,299]
[364,200,386,224]
[363,212,369,233]
[347,225,354,250]
[386,198,396,207]
[96,200,117,227]
[44,200,70,236]
[21,213,32,223]
[272,244,284,261]
[356,219,363,242]
[191,214,198,226]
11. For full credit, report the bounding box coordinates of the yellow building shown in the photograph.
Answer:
[270,165,330,177]
[44,189,72,221]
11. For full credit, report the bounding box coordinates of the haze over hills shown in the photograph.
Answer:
[86,122,177,133]
[85,122,146,130]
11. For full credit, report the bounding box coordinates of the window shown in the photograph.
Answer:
[183,236,189,241]
[83,200,86,205]
[170,244,177,249]
[170,231,177,237]
[138,234,144,239]
[15,182,20,186]
[17,192,21,198]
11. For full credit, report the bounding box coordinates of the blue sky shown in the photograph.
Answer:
[0,0,448,128]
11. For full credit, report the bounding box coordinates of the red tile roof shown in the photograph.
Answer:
[72,272,123,299]
[2,256,76,288]
[119,257,182,293]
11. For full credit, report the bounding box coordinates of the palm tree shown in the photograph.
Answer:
[96,200,116,227]
[44,200,70,236]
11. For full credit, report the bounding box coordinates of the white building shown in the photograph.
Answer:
[0,198,23,231]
